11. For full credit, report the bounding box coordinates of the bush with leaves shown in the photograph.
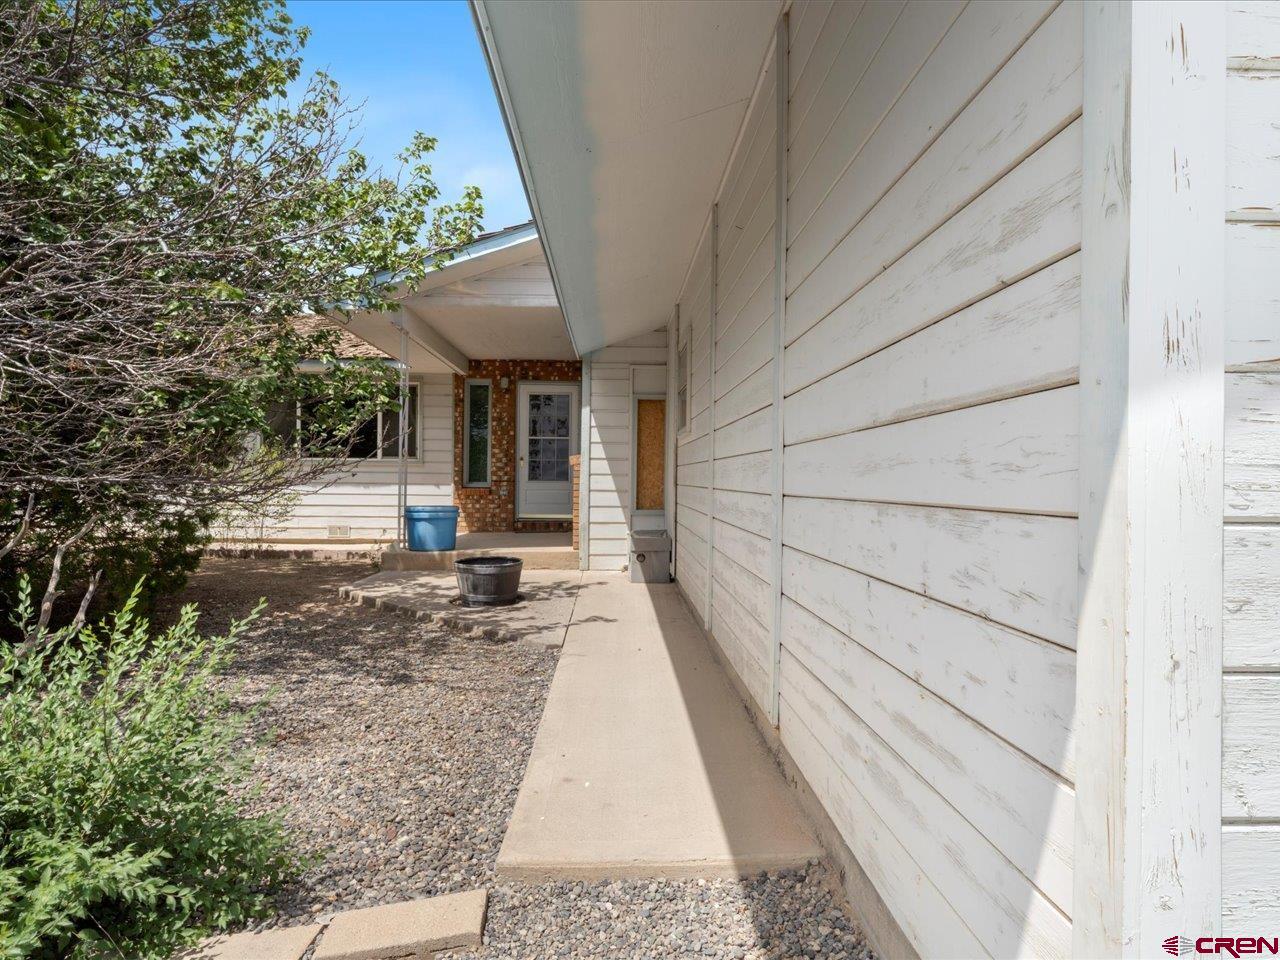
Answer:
[0,583,297,960]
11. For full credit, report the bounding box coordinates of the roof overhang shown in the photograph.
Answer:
[336,221,574,372]
[473,0,782,354]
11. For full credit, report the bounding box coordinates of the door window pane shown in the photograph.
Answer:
[529,394,570,438]
[525,393,572,483]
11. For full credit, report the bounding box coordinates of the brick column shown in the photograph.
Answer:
[569,454,581,550]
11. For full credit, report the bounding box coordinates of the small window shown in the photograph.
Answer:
[464,379,492,486]
[380,384,419,459]
[676,338,690,432]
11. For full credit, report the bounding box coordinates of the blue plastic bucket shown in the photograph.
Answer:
[404,505,460,551]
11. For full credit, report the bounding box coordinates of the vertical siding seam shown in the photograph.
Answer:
[579,354,591,570]
[769,12,789,729]
[706,203,719,629]
[667,307,679,576]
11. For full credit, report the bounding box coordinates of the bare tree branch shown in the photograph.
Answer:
[68,568,102,635]
[19,517,96,654]
[0,493,35,562]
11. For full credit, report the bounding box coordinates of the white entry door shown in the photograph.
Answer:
[516,382,580,519]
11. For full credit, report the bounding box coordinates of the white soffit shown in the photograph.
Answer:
[342,227,575,366]
[476,0,782,354]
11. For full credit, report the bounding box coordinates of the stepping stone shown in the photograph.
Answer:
[312,889,488,960]
[187,923,322,960]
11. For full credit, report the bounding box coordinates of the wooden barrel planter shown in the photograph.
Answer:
[454,556,524,607]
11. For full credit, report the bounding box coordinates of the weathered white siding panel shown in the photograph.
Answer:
[1224,675,1280,818]
[781,548,1076,780]
[662,3,1084,954]
[787,1,1081,335]
[782,652,1071,959]
[1225,524,1280,668]
[1224,824,1280,928]
[784,386,1079,515]
[1226,371,1280,520]
[1227,224,1280,366]
[783,598,1075,914]
[784,497,1077,649]
[1221,0,1280,928]
[785,254,1080,444]
[701,52,780,689]
[785,117,1081,389]
[777,4,1080,954]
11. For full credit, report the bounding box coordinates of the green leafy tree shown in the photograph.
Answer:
[0,0,483,624]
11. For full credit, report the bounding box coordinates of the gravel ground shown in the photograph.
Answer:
[447,868,874,960]
[165,557,874,959]
[161,557,557,924]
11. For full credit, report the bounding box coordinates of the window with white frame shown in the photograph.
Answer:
[463,378,492,486]
[267,384,418,460]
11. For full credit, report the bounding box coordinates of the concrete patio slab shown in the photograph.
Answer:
[497,574,822,879]
[186,923,322,960]
[381,532,577,572]
[312,889,487,960]
[339,569,581,648]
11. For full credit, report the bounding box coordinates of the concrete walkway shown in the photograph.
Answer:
[497,574,821,879]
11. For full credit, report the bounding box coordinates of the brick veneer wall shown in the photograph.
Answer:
[452,359,581,533]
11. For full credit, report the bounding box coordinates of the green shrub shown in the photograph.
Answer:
[0,582,298,959]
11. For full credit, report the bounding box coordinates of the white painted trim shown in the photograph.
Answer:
[469,0,580,358]
[579,354,591,570]
[412,292,560,310]
[767,10,788,730]
[630,390,666,520]
[1074,3,1226,955]
[665,319,678,566]
[397,304,470,375]
[705,203,719,629]
[396,322,410,547]
[461,378,492,488]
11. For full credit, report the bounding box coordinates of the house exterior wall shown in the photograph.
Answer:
[213,372,454,549]
[1222,1,1280,928]
[452,359,581,534]
[582,330,668,570]
[670,3,1080,955]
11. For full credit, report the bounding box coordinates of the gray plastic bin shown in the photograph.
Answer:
[629,529,671,583]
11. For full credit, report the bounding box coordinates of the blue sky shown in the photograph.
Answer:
[286,0,530,232]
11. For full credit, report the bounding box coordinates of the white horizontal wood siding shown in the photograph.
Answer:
[708,42,778,711]
[675,221,714,613]
[661,3,1081,954]
[216,373,453,547]
[1223,0,1280,930]
[780,3,1076,955]
[585,330,667,571]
